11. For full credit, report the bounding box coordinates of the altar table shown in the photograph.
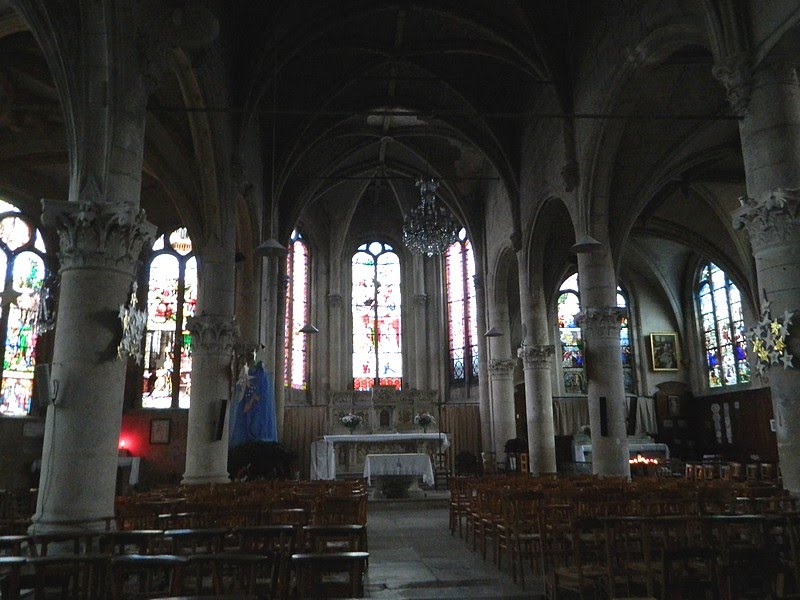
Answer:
[310,432,449,480]
[363,453,435,486]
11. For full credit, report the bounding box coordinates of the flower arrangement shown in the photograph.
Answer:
[341,412,363,431]
[414,411,435,432]
[578,424,591,436]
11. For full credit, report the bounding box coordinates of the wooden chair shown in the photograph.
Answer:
[497,491,541,587]
[110,554,188,600]
[431,451,451,489]
[448,477,472,538]
[99,530,163,555]
[162,527,229,555]
[290,551,368,599]
[0,556,26,600]
[27,554,110,600]
[546,517,610,600]
[184,553,278,598]
[302,524,366,556]
[236,525,295,598]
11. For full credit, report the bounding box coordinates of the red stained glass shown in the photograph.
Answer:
[284,233,309,390]
[445,231,478,382]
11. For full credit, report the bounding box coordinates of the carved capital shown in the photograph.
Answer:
[518,345,555,369]
[732,189,800,251]
[472,273,484,290]
[42,200,156,273]
[576,306,626,338]
[488,358,517,379]
[712,53,752,115]
[187,315,239,355]
[413,293,428,307]
[327,293,342,308]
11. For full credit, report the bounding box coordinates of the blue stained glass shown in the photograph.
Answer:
[698,261,751,388]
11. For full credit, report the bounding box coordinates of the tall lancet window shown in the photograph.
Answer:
[352,241,402,390]
[284,230,309,389]
[446,228,478,383]
[556,274,635,394]
[0,200,47,416]
[142,228,197,409]
[698,261,750,387]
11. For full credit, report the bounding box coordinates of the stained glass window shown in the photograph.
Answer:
[142,228,196,409]
[556,274,635,394]
[352,241,402,390]
[284,231,309,389]
[446,229,478,383]
[698,262,750,387]
[0,200,47,416]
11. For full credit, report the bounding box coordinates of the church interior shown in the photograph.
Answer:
[0,0,799,598]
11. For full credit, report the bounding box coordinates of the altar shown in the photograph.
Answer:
[310,432,450,480]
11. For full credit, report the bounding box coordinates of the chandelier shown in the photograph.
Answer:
[402,178,460,256]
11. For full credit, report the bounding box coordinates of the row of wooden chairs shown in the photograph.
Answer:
[685,461,780,482]
[0,523,369,599]
[449,473,798,595]
[115,492,368,531]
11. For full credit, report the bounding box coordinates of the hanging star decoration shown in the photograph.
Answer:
[749,294,795,379]
[117,281,148,364]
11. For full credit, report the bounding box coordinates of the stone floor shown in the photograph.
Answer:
[364,495,543,599]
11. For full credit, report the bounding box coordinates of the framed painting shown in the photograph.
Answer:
[650,333,679,371]
[150,418,172,445]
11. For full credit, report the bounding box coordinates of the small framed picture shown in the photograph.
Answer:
[650,332,679,371]
[150,418,171,445]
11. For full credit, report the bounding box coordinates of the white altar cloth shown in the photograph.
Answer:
[363,453,434,486]
[311,432,449,480]
[323,432,450,450]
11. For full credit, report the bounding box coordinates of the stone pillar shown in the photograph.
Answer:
[31,201,155,534]
[327,293,343,391]
[414,293,429,388]
[516,245,557,474]
[575,306,630,477]
[182,315,238,484]
[733,193,800,492]
[488,358,517,459]
[273,273,290,433]
[717,57,800,493]
[518,345,557,474]
[472,274,492,451]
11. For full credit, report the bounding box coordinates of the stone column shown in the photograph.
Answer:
[31,201,155,534]
[273,274,290,433]
[414,293,429,388]
[488,358,517,459]
[717,57,800,493]
[518,345,557,474]
[182,315,238,484]
[733,193,800,491]
[575,306,630,477]
[327,293,343,392]
[472,274,492,451]
[516,245,557,474]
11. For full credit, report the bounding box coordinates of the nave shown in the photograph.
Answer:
[366,499,533,599]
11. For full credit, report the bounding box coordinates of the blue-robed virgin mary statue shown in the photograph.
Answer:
[229,361,278,447]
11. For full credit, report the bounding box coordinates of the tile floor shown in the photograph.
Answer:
[364,496,543,599]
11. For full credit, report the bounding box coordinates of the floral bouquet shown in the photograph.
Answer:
[414,411,436,433]
[341,412,364,432]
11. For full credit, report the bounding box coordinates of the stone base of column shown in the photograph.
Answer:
[181,472,230,486]
[29,516,113,536]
